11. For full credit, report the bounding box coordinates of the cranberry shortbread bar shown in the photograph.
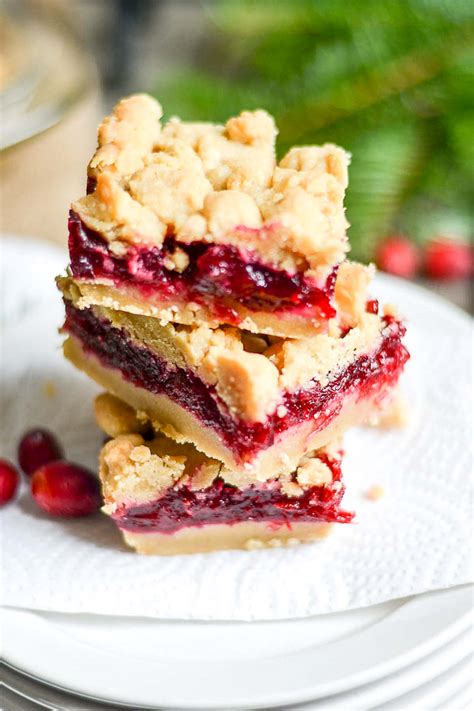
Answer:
[59,263,408,479]
[97,394,352,555]
[67,94,350,338]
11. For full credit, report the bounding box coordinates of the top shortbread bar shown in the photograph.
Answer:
[68,94,350,338]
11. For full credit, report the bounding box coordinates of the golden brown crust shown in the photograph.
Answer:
[74,94,350,272]
[120,521,333,555]
[57,276,333,338]
[94,392,149,437]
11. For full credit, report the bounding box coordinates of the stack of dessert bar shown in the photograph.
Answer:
[57,94,409,555]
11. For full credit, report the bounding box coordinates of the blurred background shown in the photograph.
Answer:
[0,0,472,307]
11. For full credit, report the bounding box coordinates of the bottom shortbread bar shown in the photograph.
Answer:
[97,394,353,555]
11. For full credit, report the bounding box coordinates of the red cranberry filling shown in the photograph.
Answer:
[68,211,336,323]
[63,303,409,463]
[115,455,353,534]
[365,299,379,314]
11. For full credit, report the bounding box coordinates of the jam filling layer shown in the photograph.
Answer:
[115,456,353,534]
[68,211,336,323]
[64,302,409,463]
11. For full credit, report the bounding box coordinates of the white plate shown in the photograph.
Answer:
[308,623,473,709]
[2,622,472,711]
[1,585,472,709]
[374,654,474,711]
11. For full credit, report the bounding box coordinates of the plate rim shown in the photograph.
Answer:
[2,585,473,709]
[2,608,473,711]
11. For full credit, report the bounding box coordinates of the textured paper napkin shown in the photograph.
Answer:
[1,238,472,620]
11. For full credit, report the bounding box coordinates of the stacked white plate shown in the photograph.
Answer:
[2,585,473,709]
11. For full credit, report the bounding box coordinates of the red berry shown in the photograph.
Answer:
[0,459,19,505]
[31,461,101,517]
[424,238,472,280]
[376,236,420,279]
[18,429,63,476]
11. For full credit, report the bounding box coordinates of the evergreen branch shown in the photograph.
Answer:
[277,26,473,143]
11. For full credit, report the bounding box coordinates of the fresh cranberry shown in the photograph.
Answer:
[18,429,63,476]
[31,461,101,517]
[424,238,472,280]
[0,459,19,505]
[376,236,420,279]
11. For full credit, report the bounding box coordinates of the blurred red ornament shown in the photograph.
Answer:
[0,459,19,505]
[424,238,472,280]
[376,236,420,279]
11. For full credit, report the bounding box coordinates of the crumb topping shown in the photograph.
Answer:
[211,349,280,423]
[203,190,262,235]
[100,434,186,505]
[99,432,222,505]
[77,173,163,245]
[265,312,383,390]
[296,457,333,487]
[42,381,57,398]
[75,94,350,272]
[98,427,341,502]
[95,392,149,437]
[162,247,190,273]
[365,484,385,501]
[89,94,163,180]
[373,391,409,428]
[383,303,401,319]
[335,261,376,327]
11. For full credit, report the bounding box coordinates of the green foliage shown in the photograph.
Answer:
[155,0,474,260]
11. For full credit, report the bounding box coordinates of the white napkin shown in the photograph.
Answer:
[1,238,472,620]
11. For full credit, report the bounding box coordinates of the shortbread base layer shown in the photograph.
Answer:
[120,520,333,555]
[65,278,331,339]
[64,335,396,481]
